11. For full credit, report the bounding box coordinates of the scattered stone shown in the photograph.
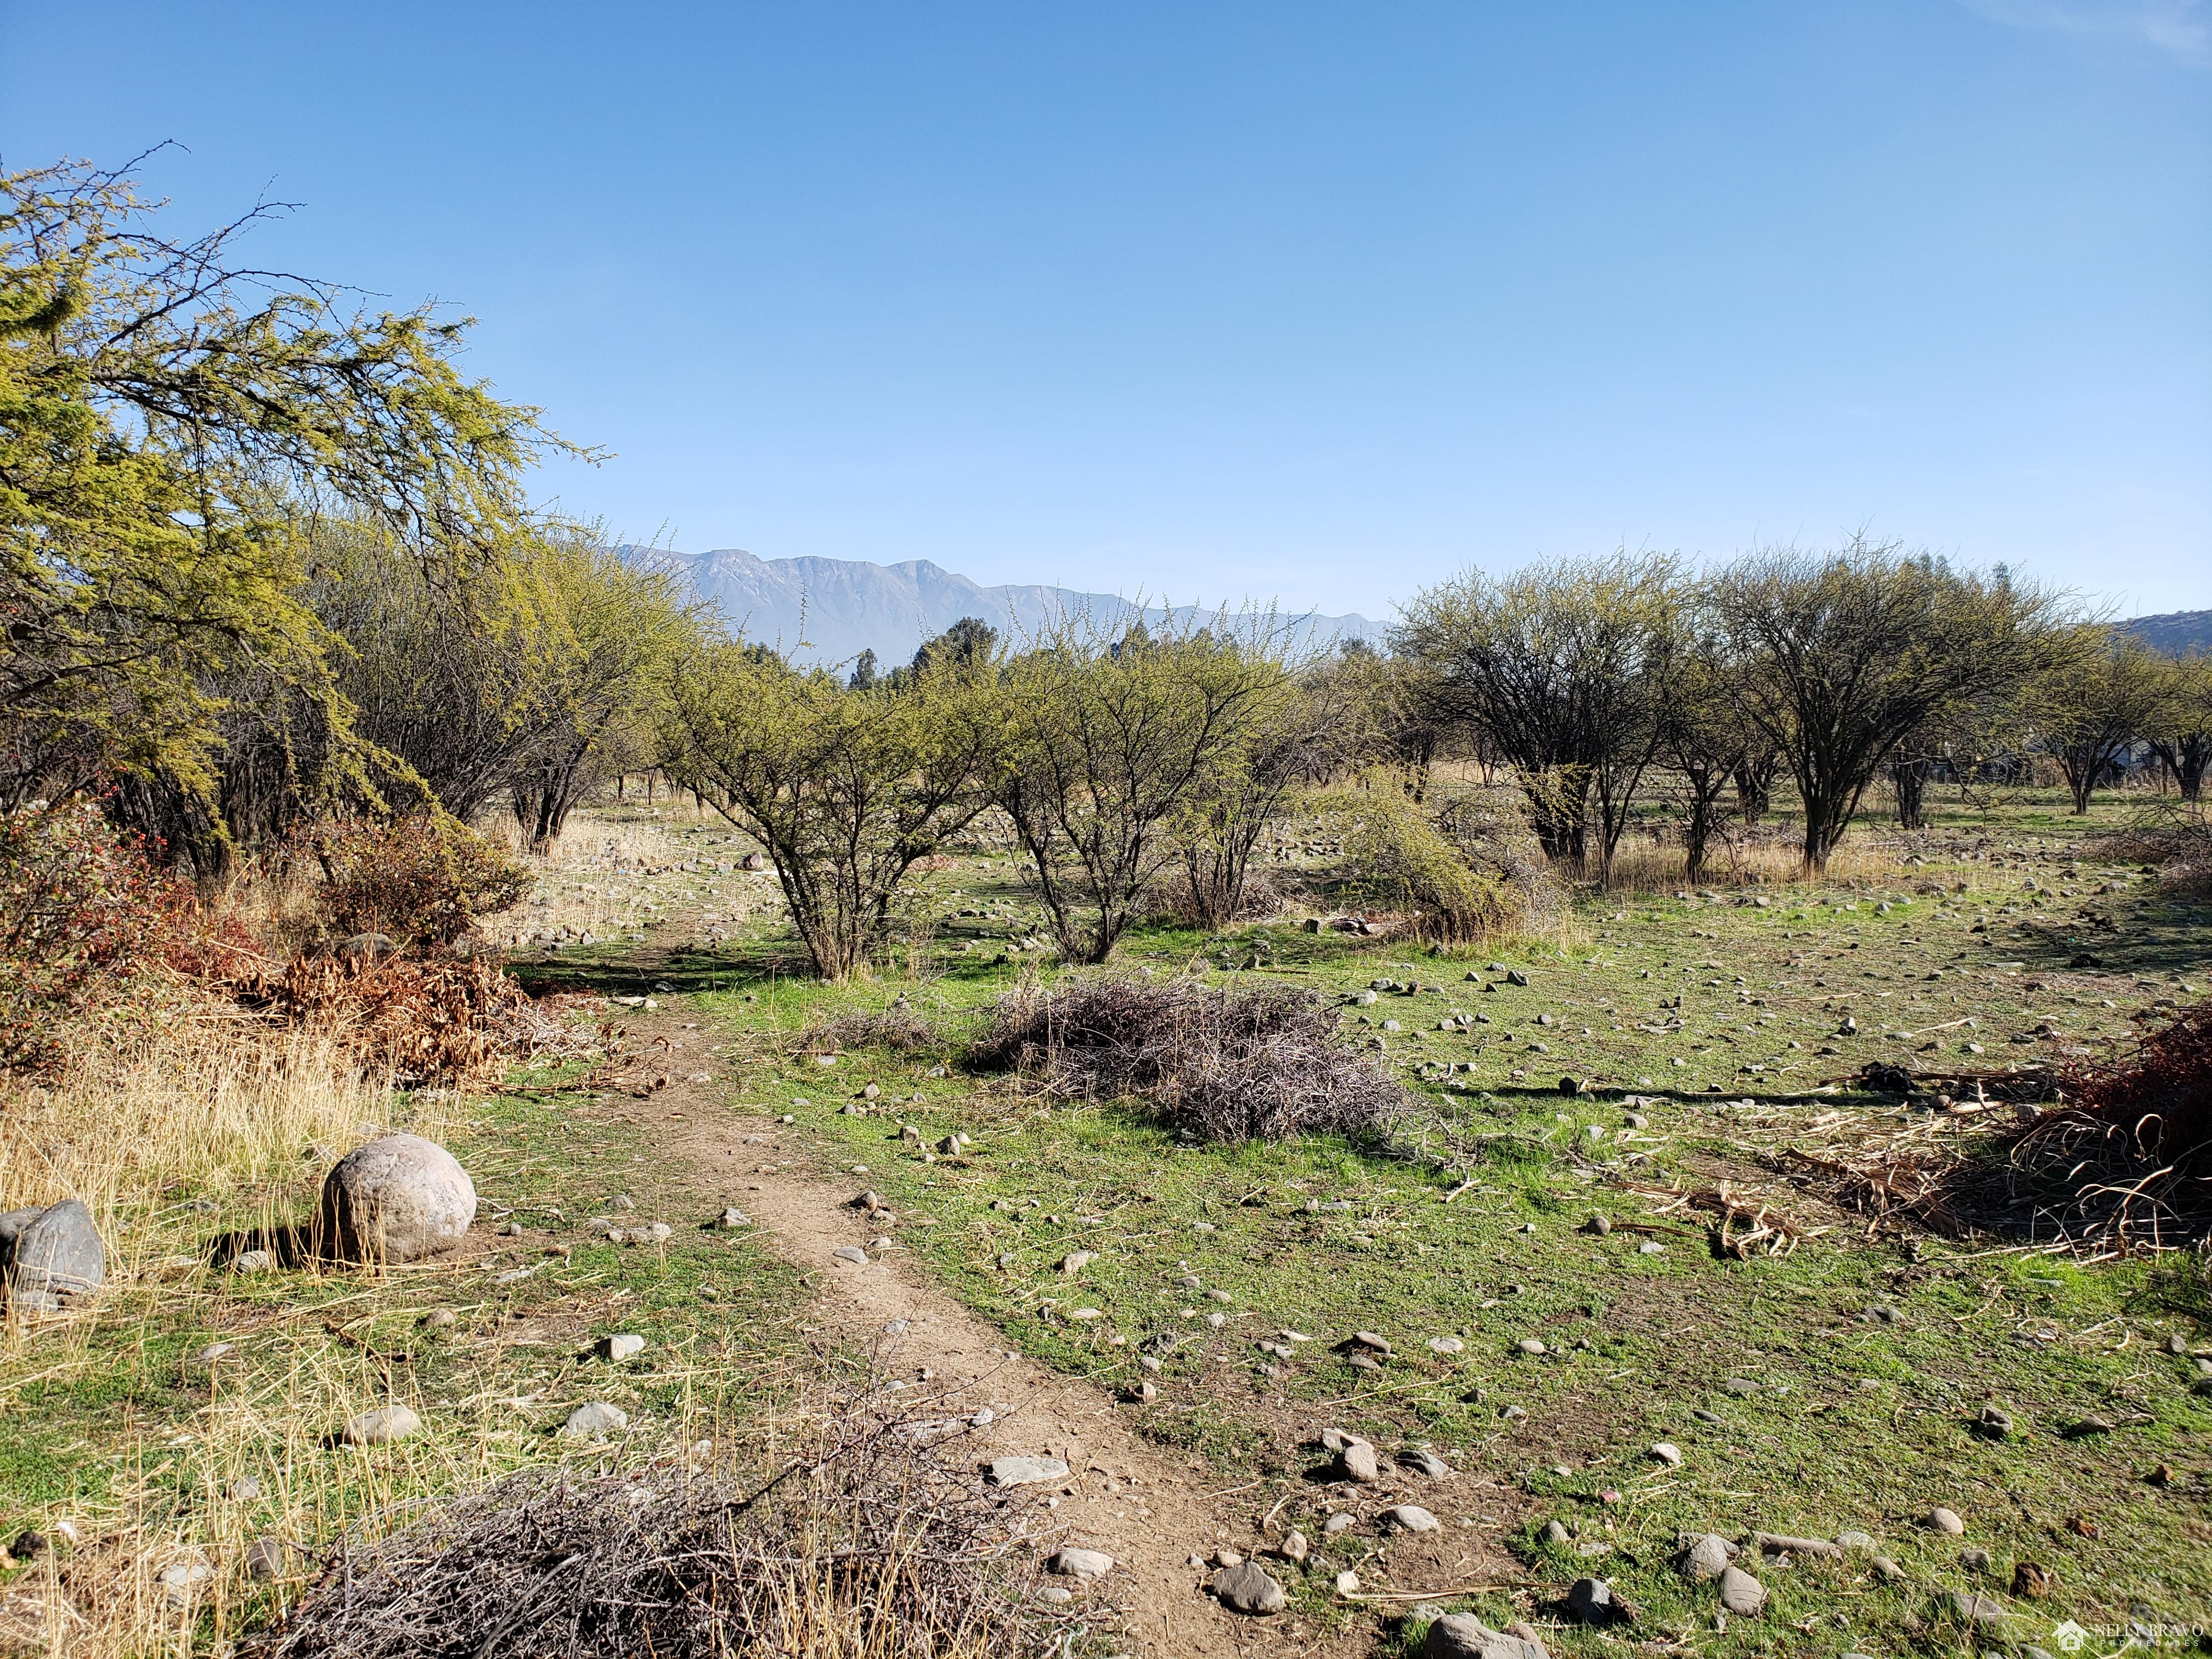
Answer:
[157,1557,213,1606]
[230,1249,274,1276]
[1870,1555,1904,1583]
[832,1245,868,1264]
[244,1537,284,1582]
[1423,1613,1551,1659]
[318,1135,476,1263]
[1977,1405,2016,1438]
[1649,1442,1682,1466]
[1049,1548,1113,1581]
[1351,1329,1393,1353]
[343,1404,422,1446]
[1323,1511,1356,1534]
[1565,1577,1615,1625]
[600,1333,646,1361]
[1543,1520,1571,1545]
[1059,1250,1096,1274]
[230,1476,262,1501]
[1724,1377,1758,1396]
[1211,1561,1287,1615]
[1337,1438,1381,1483]
[1214,1548,1245,1567]
[1948,1591,2011,1633]
[1279,1530,1309,1564]
[1401,1447,1451,1477]
[1427,1335,1464,1355]
[718,1207,749,1228]
[1384,1504,1440,1532]
[562,1402,629,1438]
[1836,1530,1875,1550]
[987,1455,1069,1487]
[1335,1569,1360,1595]
[1928,1506,1966,1535]
[1584,1213,1612,1235]
[1127,1380,1158,1404]
[1718,1565,1766,1616]
[1516,1338,1547,1356]
[1682,1534,1734,1581]
[0,1199,105,1312]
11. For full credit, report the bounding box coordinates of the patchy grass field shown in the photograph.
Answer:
[4,781,2207,1657]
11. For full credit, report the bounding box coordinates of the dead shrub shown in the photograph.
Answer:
[245,1395,1058,1659]
[2088,803,2212,897]
[302,812,529,949]
[1990,998,2212,1251]
[802,1000,938,1054]
[968,974,1405,1144]
[224,952,596,1086]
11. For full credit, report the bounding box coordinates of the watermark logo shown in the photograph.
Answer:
[2051,1622,2089,1654]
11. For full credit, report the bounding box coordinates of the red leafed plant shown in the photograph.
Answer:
[301,812,529,950]
[0,802,193,1074]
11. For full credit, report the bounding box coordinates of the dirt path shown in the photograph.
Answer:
[624,1009,1364,1657]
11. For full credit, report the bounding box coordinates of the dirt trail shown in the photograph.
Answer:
[624,1009,1362,1657]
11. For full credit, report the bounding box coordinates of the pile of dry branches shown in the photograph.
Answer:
[2088,805,2212,896]
[1992,998,2212,1252]
[968,973,1406,1143]
[224,951,598,1086]
[248,1397,1058,1659]
[801,999,938,1056]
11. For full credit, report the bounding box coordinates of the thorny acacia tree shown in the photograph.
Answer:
[1393,554,1675,879]
[662,646,998,980]
[1713,539,2062,869]
[0,153,568,815]
[2147,653,2212,803]
[995,617,1296,963]
[2035,628,2170,815]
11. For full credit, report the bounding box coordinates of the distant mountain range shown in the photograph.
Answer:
[628,547,1383,668]
[2124,610,2212,657]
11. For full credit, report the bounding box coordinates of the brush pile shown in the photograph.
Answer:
[2088,805,2212,897]
[225,951,597,1086]
[1996,998,2212,1251]
[802,999,938,1054]
[247,1396,1058,1659]
[969,973,1406,1143]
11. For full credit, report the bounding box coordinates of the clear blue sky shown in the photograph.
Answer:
[5,1,2207,618]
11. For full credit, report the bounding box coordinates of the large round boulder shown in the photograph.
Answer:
[319,1135,476,1263]
[0,1199,106,1312]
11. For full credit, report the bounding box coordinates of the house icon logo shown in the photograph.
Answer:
[2051,1621,2089,1654]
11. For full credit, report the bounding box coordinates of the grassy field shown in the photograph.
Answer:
[3,778,2206,1656]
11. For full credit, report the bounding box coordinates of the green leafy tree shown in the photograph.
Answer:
[0,154,569,817]
[661,646,998,980]
[2146,652,2212,803]
[2035,628,2170,814]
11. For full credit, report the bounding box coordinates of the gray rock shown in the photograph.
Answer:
[599,1333,646,1361]
[1928,1505,1966,1535]
[987,1455,1069,1487]
[1949,1591,2011,1632]
[1870,1555,1904,1582]
[244,1537,284,1582]
[1836,1530,1875,1550]
[562,1402,628,1438]
[1212,1561,1287,1615]
[1402,1447,1451,1477]
[0,1199,105,1312]
[1338,1439,1381,1483]
[318,1135,476,1263]
[1049,1547,1113,1580]
[1383,1504,1440,1532]
[1516,1338,1547,1356]
[1719,1565,1766,1615]
[157,1556,213,1607]
[1323,1511,1356,1534]
[1682,1534,1734,1581]
[1565,1577,1614,1624]
[1059,1250,1096,1274]
[230,1249,275,1276]
[1423,1617,1550,1659]
[1543,1520,1571,1545]
[1724,1377,1759,1395]
[1649,1442,1683,1466]
[343,1404,422,1445]
[230,1476,262,1501]
[832,1245,869,1264]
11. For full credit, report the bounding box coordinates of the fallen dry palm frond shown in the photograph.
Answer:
[224,952,600,1086]
[968,973,1407,1144]
[245,1395,1061,1659]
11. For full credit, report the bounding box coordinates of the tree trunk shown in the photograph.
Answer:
[1893,758,1928,831]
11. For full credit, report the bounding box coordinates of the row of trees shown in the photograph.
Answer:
[1389,543,2210,881]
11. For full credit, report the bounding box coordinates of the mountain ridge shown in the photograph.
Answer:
[627,545,1383,667]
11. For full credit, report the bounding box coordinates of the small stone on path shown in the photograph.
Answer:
[1211,1561,1286,1615]
[1049,1548,1113,1580]
[987,1455,1069,1487]
[832,1245,868,1264]
[1384,1504,1440,1532]
[1565,1577,1613,1624]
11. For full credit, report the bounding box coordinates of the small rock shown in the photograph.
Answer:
[1335,1569,1360,1595]
[1049,1548,1114,1580]
[1516,1338,1546,1356]
[1323,1511,1356,1534]
[1384,1504,1440,1532]
[1214,1548,1245,1567]
[600,1333,646,1361]
[343,1404,422,1446]
[1565,1577,1614,1624]
[230,1249,275,1275]
[987,1455,1070,1487]
[0,1198,105,1312]
[1427,1335,1464,1355]
[1543,1520,1571,1545]
[157,1558,213,1607]
[1928,1505,1966,1535]
[1949,1590,2011,1632]
[1682,1534,1733,1581]
[719,1207,749,1228]
[1423,1613,1551,1659]
[832,1245,869,1264]
[1649,1442,1682,1466]
[417,1309,456,1330]
[1059,1250,1096,1274]
[1212,1561,1287,1615]
[1585,1214,1612,1236]
[562,1402,629,1438]
[1960,1546,1992,1575]
[1338,1439,1382,1483]
[1278,1529,1309,1563]
[1127,1380,1158,1403]
[1402,1447,1451,1477]
[1718,1565,1766,1616]
[318,1135,476,1264]
[1351,1329,1392,1353]
[1724,1377,1758,1395]
[1870,1555,1904,1582]
[1836,1530,1875,1550]
[229,1476,262,1502]
[1978,1405,2016,1438]
[244,1537,284,1582]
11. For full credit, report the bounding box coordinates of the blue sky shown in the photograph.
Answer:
[4,1,2207,618]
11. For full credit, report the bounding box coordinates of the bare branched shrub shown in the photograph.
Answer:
[2089,803,2212,897]
[248,1397,1059,1659]
[969,974,1405,1144]
[803,1000,938,1054]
